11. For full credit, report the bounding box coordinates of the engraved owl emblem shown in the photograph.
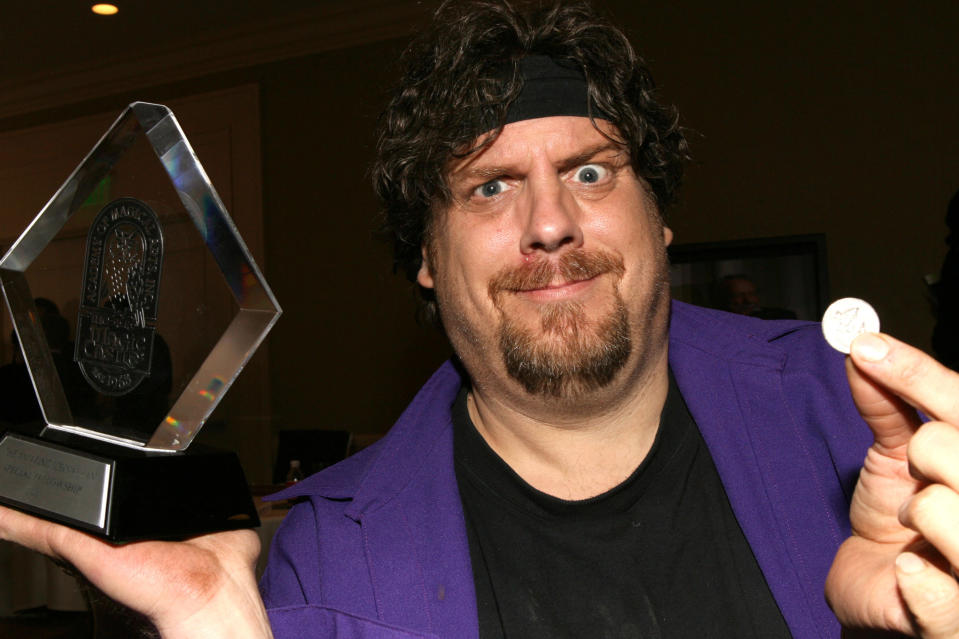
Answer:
[102,223,147,327]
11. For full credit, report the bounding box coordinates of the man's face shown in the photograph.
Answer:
[724,277,760,315]
[418,116,673,403]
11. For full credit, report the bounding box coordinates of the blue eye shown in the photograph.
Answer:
[574,164,608,184]
[474,180,507,198]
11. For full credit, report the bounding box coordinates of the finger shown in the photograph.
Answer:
[0,504,68,557]
[895,552,959,639]
[0,505,133,593]
[850,333,959,426]
[899,484,959,570]
[909,421,959,490]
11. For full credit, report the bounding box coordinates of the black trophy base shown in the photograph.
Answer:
[0,428,260,542]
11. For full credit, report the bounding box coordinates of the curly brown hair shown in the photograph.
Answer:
[372,0,688,304]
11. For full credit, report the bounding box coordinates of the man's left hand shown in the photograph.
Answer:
[826,332,959,637]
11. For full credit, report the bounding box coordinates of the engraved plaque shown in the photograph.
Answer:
[0,103,280,540]
[0,433,109,528]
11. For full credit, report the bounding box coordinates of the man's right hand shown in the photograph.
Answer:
[0,505,273,639]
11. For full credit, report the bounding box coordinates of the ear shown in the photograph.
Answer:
[663,226,674,247]
[416,244,435,289]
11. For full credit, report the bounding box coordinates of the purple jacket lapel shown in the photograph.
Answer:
[345,361,479,638]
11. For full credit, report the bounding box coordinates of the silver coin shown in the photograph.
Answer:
[821,298,880,354]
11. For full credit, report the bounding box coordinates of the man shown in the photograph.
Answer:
[1,2,958,638]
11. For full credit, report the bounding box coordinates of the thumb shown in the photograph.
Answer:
[845,333,921,454]
[896,552,959,638]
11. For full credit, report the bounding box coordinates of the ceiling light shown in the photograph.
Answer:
[91,4,119,15]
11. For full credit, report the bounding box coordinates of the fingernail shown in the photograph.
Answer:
[897,495,912,524]
[896,552,926,574]
[852,333,889,362]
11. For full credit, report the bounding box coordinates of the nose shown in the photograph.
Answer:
[519,177,584,254]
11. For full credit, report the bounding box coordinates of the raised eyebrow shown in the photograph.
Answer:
[557,143,625,173]
[467,166,511,180]
[448,165,511,190]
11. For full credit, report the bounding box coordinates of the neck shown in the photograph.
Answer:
[467,346,670,500]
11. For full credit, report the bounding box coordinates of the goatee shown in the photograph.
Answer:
[489,249,631,398]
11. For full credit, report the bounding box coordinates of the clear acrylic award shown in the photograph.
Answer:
[0,103,281,541]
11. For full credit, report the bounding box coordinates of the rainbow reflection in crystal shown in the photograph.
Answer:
[199,377,225,402]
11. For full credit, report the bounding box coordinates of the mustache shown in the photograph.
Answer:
[487,249,625,299]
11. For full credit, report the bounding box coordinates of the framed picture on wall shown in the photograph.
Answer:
[668,234,829,322]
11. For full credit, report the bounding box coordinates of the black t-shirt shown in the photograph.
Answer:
[453,374,793,638]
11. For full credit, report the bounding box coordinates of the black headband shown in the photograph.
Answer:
[503,55,611,124]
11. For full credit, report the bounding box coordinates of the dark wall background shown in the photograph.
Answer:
[2,2,957,477]
[631,2,958,348]
[259,42,452,435]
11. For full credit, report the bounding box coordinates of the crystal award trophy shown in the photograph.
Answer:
[0,103,281,541]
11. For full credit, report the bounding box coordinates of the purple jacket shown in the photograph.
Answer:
[261,301,873,638]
